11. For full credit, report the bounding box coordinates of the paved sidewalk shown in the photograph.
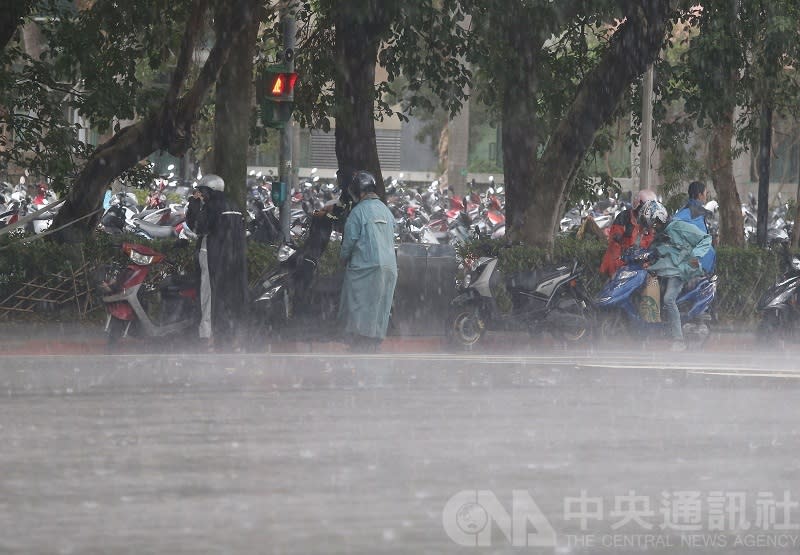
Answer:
[0,320,766,356]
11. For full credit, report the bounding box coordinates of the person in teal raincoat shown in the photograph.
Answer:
[338,171,397,352]
[639,200,712,350]
[674,180,715,273]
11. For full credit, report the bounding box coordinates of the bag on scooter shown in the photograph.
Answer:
[639,274,661,322]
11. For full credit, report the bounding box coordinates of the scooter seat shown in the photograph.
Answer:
[507,266,569,291]
[135,219,176,239]
[160,273,197,293]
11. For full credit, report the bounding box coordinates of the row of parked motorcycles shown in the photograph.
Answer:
[0,182,60,233]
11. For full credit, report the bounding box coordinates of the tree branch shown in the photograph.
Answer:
[178,0,257,121]
[165,0,209,110]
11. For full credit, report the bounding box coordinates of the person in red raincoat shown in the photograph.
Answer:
[599,189,658,278]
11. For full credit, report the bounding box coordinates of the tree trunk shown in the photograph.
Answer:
[792,155,800,248]
[511,0,676,248]
[333,12,385,197]
[501,81,537,232]
[50,0,257,240]
[708,110,744,246]
[53,123,161,243]
[212,0,260,212]
[0,0,33,51]
[756,101,772,248]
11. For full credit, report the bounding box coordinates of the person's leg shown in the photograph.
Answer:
[662,276,683,341]
[198,239,213,345]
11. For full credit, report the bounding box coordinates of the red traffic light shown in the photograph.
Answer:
[268,72,298,97]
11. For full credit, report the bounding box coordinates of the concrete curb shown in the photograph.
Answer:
[0,324,770,356]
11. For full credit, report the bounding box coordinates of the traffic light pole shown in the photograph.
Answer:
[279,8,296,243]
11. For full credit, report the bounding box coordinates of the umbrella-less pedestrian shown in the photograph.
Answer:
[194,174,247,351]
[338,171,397,352]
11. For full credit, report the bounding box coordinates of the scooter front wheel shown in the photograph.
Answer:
[447,306,485,349]
[756,309,794,344]
[598,310,627,342]
[107,316,129,346]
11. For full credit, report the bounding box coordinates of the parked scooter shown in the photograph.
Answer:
[756,248,800,339]
[28,184,59,234]
[250,211,339,332]
[97,242,198,344]
[595,248,717,344]
[447,255,595,348]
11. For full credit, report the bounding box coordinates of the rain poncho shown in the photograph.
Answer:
[674,199,715,273]
[648,219,712,282]
[338,197,397,340]
[195,190,247,342]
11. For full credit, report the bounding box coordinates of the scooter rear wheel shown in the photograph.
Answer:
[447,307,485,349]
[550,295,594,343]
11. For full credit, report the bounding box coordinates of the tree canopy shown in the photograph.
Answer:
[2,0,800,248]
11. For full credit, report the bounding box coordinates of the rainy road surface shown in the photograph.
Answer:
[1,349,799,554]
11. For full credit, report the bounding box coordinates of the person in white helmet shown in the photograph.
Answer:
[194,174,247,351]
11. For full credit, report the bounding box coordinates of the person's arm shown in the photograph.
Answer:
[689,233,712,267]
[672,221,711,267]
[194,200,219,236]
[340,208,361,263]
[185,197,201,231]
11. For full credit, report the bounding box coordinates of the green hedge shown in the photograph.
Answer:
[455,236,787,326]
[0,230,789,326]
[0,231,277,319]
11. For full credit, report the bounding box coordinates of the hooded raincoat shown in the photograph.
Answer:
[648,219,712,282]
[674,199,715,272]
[338,197,397,340]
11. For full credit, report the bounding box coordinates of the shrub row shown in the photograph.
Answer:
[0,231,276,320]
[0,231,788,326]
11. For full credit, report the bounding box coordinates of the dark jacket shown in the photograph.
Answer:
[195,190,247,340]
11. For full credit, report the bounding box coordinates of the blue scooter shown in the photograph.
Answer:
[595,248,717,344]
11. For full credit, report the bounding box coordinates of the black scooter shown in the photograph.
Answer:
[447,256,595,348]
[249,209,343,335]
[756,249,800,339]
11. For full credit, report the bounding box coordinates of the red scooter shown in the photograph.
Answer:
[98,243,198,344]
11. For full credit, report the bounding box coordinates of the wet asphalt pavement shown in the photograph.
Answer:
[1,349,799,554]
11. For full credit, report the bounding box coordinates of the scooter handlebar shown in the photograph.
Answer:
[621,248,658,265]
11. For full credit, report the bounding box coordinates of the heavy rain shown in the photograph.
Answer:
[2,1,800,554]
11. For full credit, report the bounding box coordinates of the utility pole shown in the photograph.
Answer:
[279,6,296,242]
[640,64,654,191]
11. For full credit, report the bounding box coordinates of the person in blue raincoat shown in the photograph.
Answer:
[674,180,715,273]
[102,186,113,211]
[338,171,397,352]
[639,200,712,351]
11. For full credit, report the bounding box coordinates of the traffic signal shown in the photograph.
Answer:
[271,181,287,205]
[257,64,298,129]
[267,72,298,98]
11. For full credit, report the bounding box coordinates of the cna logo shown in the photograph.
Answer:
[442,490,557,547]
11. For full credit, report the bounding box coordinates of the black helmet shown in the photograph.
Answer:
[350,171,377,197]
